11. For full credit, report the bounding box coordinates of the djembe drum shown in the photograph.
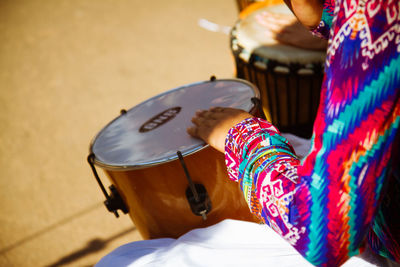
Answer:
[230,2,326,138]
[88,78,262,240]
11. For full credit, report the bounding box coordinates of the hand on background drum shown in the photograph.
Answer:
[255,11,327,50]
[187,107,253,153]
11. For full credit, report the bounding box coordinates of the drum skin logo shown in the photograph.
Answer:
[139,107,181,133]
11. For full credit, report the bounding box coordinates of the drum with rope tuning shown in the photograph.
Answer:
[88,78,262,240]
[230,2,326,138]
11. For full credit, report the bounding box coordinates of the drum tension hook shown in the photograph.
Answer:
[251,97,266,120]
[87,153,128,218]
[177,151,212,220]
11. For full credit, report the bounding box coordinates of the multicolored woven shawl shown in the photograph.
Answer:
[225,0,400,265]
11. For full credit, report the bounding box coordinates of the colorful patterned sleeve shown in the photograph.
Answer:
[225,0,400,266]
[225,118,300,223]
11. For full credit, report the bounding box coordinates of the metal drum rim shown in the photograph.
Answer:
[89,78,259,171]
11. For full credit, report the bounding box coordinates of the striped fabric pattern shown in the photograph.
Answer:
[225,0,400,265]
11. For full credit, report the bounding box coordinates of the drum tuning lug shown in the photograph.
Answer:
[210,75,216,81]
[251,97,266,120]
[251,97,259,105]
[177,151,212,219]
[185,184,211,220]
[120,109,127,115]
[87,153,128,218]
[104,185,129,217]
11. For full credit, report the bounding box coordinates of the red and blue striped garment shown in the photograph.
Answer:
[225,0,400,265]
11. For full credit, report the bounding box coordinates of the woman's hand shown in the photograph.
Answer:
[187,107,253,153]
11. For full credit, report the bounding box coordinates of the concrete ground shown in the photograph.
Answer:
[0,0,239,266]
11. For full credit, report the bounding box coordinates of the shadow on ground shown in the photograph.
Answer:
[47,227,136,267]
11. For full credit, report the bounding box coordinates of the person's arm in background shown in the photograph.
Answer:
[283,0,334,40]
[282,0,323,29]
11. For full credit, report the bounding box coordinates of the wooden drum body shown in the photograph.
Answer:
[105,146,257,239]
[230,3,326,138]
[88,79,261,240]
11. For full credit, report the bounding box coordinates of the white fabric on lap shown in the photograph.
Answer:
[96,219,381,267]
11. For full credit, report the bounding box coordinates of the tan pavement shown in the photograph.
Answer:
[0,0,238,266]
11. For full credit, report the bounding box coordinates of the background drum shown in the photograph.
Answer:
[88,78,262,240]
[230,2,326,138]
[235,0,260,12]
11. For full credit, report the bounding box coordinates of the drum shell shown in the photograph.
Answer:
[233,53,323,138]
[103,146,260,240]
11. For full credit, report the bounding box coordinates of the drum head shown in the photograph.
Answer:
[231,4,325,64]
[90,79,258,170]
